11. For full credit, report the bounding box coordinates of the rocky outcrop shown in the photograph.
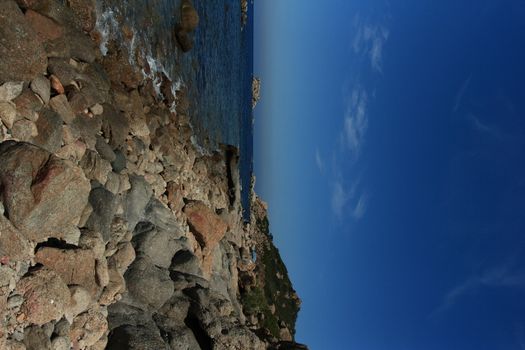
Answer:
[253,76,261,109]
[0,0,305,348]
[175,0,199,53]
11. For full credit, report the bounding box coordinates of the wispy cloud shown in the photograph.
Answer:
[432,264,525,317]
[352,193,368,220]
[353,23,390,72]
[331,181,349,218]
[468,113,492,133]
[315,148,325,173]
[343,87,368,156]
[453,75,472,112]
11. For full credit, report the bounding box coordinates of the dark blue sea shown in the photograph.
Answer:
[96,0,254,221]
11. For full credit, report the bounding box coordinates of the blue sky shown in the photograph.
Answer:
[254,0,525,349]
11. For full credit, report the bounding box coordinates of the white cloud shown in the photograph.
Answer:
[432,264,525,317]
[352,193,368,220]
[343,87,368,156]
[353,24,389,72]
[331,181,349,218]
[315,148,324,173]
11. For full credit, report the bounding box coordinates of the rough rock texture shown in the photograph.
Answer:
[35,247,99,296]
[184,200,228,251]
[0,1,305,348]
[0,1,47,83]
[0,141,90,243]
[16,267,71,326]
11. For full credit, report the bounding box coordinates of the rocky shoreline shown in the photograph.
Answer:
[0,0,305,349]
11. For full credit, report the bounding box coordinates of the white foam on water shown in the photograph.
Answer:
[94,4,211,154]
[95,8,119,56]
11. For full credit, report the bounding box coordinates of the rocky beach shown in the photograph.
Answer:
[0,0,304,349]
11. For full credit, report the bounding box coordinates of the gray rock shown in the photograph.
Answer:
[54,317,71,337]
[106,323,168,350]
[23,326,52,350]
[47,58,78,86]
[111,149,127,173]
[0,1,47,83]
[123,175,152,231]
[95,135,116,161]
[30,75,51,104]
[105,171,121,194]
[67,29,97,63]
[124,257,174,310]
[51,336,70,350]
[0,81,24,102]
[101,104,130,148]
[132,223,187,269]
[11,119,38,141]
[33,108,63,153]
[70,113,102,149]
[7,294,24,309]
[107,302,152,330]
[144,198,181,233]
[80,149,112,184]
[49,94,76,124]
[81,63,111,103]
[167,326,201,350]
[156,292,191,326]
[85,187,117,242]
[170,249,202,276]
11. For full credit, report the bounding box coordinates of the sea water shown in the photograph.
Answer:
[95,0,254,221]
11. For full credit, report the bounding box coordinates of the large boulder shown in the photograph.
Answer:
[124,257,174,310]
[0,1,47,83]
[16,267,71,326]
[35,247,100,297]
[107,323,168,350]
[132,222,186,269]
[0,141,90,243]
[183,200,228,252]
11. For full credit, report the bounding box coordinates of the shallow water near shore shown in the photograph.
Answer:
[95,0,254,220]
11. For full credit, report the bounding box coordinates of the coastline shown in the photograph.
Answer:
[0,0,305,349]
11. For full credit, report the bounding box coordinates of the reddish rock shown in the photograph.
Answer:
[183,200,229,251]
[0,215,33,262]
[66,0,96,33]
[50,74,65,95]
[0,141,91,243]
[25,9,65,43]
[16,267,71,325]
[35,247,99,297]
[69,307,108,349]
[0,1,47,83]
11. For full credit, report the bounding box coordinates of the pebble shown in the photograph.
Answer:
[0,81,23,102]
[0,101,17,129]
[30,75,51,104]
[7,294,23,309]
